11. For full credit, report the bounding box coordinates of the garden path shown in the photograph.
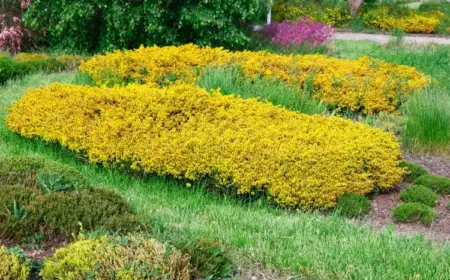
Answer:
[334,32,450,45]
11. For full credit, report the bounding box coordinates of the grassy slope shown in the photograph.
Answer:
[2,72,450,279]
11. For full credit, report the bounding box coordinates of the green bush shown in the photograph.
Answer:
[392,202,437,227]
[399,161,428,183]
[0,57,66,84]
[335,193,371,218]
[175,238,234,278]
[399,185,438,207]
[0,246,29,280]
[40,235,191,280]
[415,174,450,194]
[0,157,140,240]
[23,0,269,52]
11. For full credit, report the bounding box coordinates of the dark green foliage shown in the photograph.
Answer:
[415,175,450,195]
[335,193,371,218]
[0,57,67,84]
[23,0,269,53]
[0,156,140,241]
[174,237,233,278]
[399,185,438,207]
[0,186,141,239]
[0,156,90,190]
[29,188,140,235]
[37,163,91,192]
[399,161,428,183]
[392,202,436,227]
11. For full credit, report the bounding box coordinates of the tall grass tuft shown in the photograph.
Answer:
[197,66,328,115]
[403,86,450,152]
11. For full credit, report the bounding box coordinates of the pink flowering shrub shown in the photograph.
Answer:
[0,0,32,53]
[262,17,334,48]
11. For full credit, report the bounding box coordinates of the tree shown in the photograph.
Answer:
[348,0,364,16]
[23,0,270,53]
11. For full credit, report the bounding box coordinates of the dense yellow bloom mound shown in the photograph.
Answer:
[7,83,404,209]
[80,44,428,114]
[0,246,29,280]
[40,235,190,280]
[363,7,443,33]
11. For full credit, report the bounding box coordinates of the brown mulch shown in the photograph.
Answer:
[404,154,450,179]
[365,153,450,242]
[366,193,450,242]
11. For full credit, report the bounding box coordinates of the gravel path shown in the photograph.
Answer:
[334,32,450,45]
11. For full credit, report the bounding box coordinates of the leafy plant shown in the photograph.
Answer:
[23,0,269,52]
[37,173,73,193]
[392,202,437,226]
[399,185,438,207]
[335,193,371,218]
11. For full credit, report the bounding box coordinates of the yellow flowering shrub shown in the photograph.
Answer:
[0,246,29,280]
[363,7,442,33]
[272,3,351,25]
[40,235,191,280]
[79,44,428,114]
[7,83,404,209]
[13,53,50,62]
[56,55,87,67]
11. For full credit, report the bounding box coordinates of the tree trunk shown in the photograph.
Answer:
[348,0,364,16]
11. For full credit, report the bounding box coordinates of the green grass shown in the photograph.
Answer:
[2,73,450,279]
[197,66,327,115]
[402,86,450,151]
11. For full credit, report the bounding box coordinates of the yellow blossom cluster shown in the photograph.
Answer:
[80,44,428,114]
[272,3,351,25]
[363,7,443,33]
[7,83,404,209]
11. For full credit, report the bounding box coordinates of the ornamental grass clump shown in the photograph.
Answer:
[7,83,405,209]
[79,44,428,114]
[392,202,437,227]
[262,17,334,48]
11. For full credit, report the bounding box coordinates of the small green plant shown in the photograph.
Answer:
[415,175,450,194]
[335,193,371,218]
[37,173,74,193]
[392,202,437,227]
[399,185,438,207]
[174,237,234,278]
[22,233,45,250]
[399,161,428,183]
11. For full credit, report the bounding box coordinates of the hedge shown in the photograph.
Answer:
[79,44,428,114]
[7,83,405,209]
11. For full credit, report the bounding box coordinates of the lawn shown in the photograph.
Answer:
[1,39,450,278]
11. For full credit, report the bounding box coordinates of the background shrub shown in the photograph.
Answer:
[415,175,450,195]
[392,202,436,226]
[335,193,371,218]
[40,235,191,280]
[261,18,334,48]
[7,83,405,209]
[23,0,268,53]
[399,185,438,207]
[399,161,428,183]
[0,245,29,280]
[0,55,67,84]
